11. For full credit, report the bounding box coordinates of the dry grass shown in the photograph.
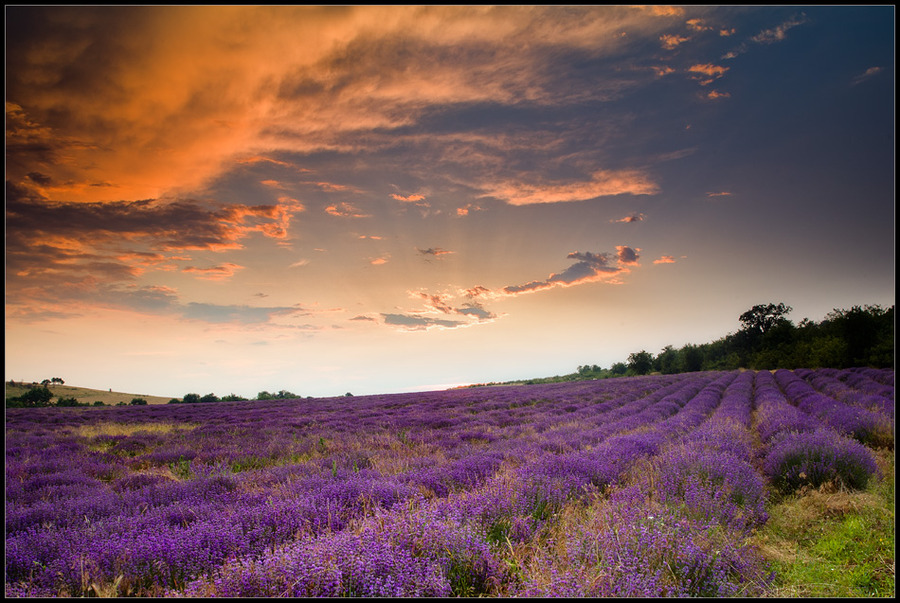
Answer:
[5,382,174,406]
[751,447,894,598]
[74,421,195,439]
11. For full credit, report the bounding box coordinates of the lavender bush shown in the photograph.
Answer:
[763,429,880,493]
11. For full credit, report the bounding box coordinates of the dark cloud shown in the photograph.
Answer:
[26,172,53,185]
[504,247,636,295]
[616,246,640,264]
[381,313,465,330]
[5,181,300,318]
[413,292,497,322]
[456,304,496,321]
[416,247,454,258]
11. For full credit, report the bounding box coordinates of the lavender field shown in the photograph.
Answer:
[5,368,894,597]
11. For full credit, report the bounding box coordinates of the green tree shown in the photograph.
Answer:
[20,386,53,407]
[739,302,793,336]
[627,350,654,375]
[130,397,148,405]
[182,393,201,404]
[655,345,681,374]
[199,393,220,403]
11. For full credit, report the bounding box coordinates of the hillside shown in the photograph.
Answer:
[4,382,173,406]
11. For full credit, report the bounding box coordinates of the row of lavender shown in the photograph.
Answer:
[6,368,893,597]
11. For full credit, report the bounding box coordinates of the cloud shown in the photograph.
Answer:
[503,246,638,295]
[417,247,454,258]
[639,6,685,18]
[652,65,676,77]
[616,245,640,265]
[391,193,427,202]
[411,290,498,323]
[5,181,306,318]
[456,203,483,216]
[381,313,465,331]
[654,255,677,264]
[481,169,659,205]
[721,14,808,60]
[349,314,377,322]
[706,90,731,100]
[686,18,710,32]
[325,202,370,218]
[660,34,690,50]
[751,14,808,44]
[689,63,729,86]
[7,6,688,208]
[706,191,733,197]
[851,66,882,86]
[689,64,729,78]
[182,263,244,281]
[181,302,308,325]
[369,256,390,265]
[611,212,645,223]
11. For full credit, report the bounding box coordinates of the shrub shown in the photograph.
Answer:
[764,429,880,493]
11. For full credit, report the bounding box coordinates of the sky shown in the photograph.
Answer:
[5,5,895,399]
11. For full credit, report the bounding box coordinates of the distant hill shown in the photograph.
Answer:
[4,382,173,406]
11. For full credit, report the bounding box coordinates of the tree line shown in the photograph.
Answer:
[503,303,892,386]
[582,303,894,379]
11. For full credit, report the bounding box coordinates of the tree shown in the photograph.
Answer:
[199,393,220,403]
[130,397,148,405]
[182,393,201,404]
[739,303,793,335]
[610,362,627,376]
[627,350,654,375]
[655,345,680,374]
[20,386,53,407]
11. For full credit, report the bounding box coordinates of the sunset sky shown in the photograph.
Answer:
[5,6,895,398]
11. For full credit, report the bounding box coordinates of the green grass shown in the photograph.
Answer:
[752,448,894,597]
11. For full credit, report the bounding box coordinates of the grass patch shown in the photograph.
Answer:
[75,421,195,439]
[753,448,894,597]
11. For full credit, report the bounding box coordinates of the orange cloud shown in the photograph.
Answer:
[611,213,646,223]
[706,191,733,197]
[391,193,427,202]
[689,64,729,78]
[653,255,676,264]
[660,34,690,49]
[641,6,685,18]
[7,6,688,206]
[483,169,658,206]
[686,18,710,32]
[706,90,731,100]
[325,202,369,218]
[182,263,244,281]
